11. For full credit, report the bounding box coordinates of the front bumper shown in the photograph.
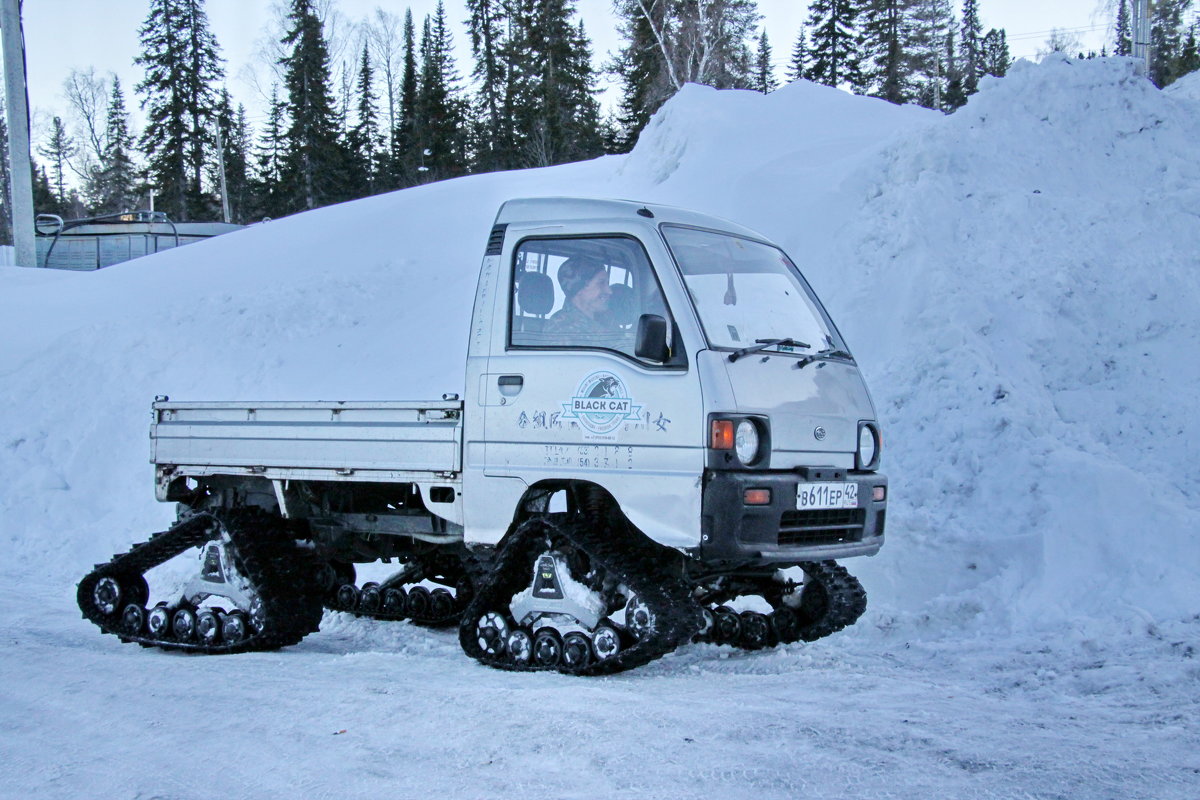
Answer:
[699,467,887,566]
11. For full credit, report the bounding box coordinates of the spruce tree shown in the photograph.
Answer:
[789,28,810,81]
[1114,0,1132,57]
[909,0,954,108]
[612,2,668,152]
[94,76,139,214]
[943,28,967,110]
[346,43,383,196]
[806,0,863,89]
[1149,0,1193,87]
[981,28,1010,77]
[250,85,287,220]
[135,0,224,221]
[210,89,249,223]
[754,29,776,92]
[960,0,983,94]
[859,0,913,103]
[395,9,420,184]
[38,117,76,210]
[279,0,345,210]
[466,0,508,171]
[413,3,468,181]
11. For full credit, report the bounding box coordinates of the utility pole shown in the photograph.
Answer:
[1,0,35,267]
[1131,0,1152,76]
[213,120,230,223]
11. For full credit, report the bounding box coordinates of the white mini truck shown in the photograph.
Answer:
[79,198,887,675]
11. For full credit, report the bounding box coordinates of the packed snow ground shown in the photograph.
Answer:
[2,57,1198,798]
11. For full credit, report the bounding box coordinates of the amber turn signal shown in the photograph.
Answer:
[743,488,772,505]
[710,419,734,450]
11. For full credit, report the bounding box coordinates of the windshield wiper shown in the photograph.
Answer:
[728,338,811,362]
[794,348,856,369]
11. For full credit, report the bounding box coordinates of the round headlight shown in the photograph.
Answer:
[858,424,879,469]
[735,419,760,465]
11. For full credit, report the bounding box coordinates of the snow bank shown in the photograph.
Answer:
[2,57,1196,636]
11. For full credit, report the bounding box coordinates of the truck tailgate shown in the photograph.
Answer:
[152,400,462,476]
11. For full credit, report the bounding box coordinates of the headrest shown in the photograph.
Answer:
[608,283,636,326]
[517,270,554,316]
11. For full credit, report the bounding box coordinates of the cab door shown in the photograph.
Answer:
[479,229,704,549]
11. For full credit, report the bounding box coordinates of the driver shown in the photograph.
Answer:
[546,256,616,335]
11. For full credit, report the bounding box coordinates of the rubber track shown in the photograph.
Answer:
[459,514,702,676]
[792,560,867,642]
[327,545,494,628]
[77,510,323,654]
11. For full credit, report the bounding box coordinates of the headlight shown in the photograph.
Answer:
[735,419,761,465]
[857,422,881,470]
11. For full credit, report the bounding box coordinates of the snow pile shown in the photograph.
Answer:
[1,57,1197,636]
[828,56,1200,630]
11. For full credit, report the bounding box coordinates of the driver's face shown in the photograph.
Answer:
[574,269,612,317]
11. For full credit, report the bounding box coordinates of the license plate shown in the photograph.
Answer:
[796,482,858,510]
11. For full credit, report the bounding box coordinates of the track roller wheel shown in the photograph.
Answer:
[382,587,407,616]
[625,595,653,641]
[336,583,360,612]
[506,628,533,663]
[359,583,382,614]
[533,628,563,667]
[475,612,509,657]
[562,632,593,669]
[771,606,801,644]
[712,605,740,643]
[430,588,456,618]
[221,611,248,644]
[91,576,124,617]
[196,609,221,645]
[406,586,432,618]
[120,603,146,635]
[592,624,621,661]
[147,603,172,638]
[172,607,198,641]
[738,611,772,650]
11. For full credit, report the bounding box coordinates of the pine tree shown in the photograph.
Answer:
[1115,0,1132,57]
[960,0,983,94]
[94,76,139,214]
[754,29,776,92]
[859,0,913,103]
[789,27,809,81]
[346,43,383,196]
[280,0,345,210]
[38,117,76,209]
[135,0,224,221]
[806,0,863,89]
[1179,23,1200,79]
[981,28,1010,77]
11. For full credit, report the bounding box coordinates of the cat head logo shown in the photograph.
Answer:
[561,371,643,435]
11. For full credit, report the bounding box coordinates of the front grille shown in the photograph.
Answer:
[778,508,866,547]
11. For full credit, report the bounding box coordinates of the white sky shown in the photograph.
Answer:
[19,0,1114,140]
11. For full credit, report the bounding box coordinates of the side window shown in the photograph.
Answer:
[510,237,670,362]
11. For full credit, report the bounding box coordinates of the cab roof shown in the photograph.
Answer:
[494,197,769,243]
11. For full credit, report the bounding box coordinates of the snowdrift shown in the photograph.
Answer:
[2,56,1197,635]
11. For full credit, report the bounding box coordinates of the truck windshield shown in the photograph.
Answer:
[662,226,840,354]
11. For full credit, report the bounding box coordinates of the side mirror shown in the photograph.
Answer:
[635,314,670,362]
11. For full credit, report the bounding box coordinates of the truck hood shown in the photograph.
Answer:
[724,352,876,469]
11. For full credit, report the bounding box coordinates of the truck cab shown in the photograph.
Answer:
[464,198,886,564]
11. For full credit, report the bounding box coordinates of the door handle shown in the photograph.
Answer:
[497,375,523,397]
